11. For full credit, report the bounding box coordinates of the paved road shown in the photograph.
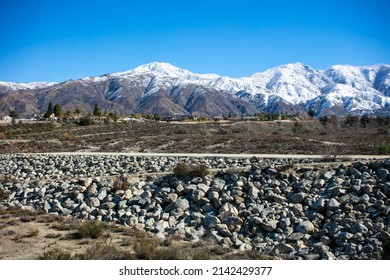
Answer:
[20,152,390,160]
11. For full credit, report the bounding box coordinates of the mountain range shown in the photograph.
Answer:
[1,62,389,118]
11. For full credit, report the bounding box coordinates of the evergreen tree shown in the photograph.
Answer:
[53,103,62,118]
[93,104,101,116]
[308,109,316,118]
[9,110,19,120]
[44,102,54,118]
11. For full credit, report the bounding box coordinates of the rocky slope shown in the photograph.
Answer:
[1,154,389,259]
[1,62,389,117]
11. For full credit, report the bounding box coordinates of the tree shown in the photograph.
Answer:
[44,102,54,119]
[308,109,316,118]
[153,113,161,121]
[93,104,101,116]
[9,110,19,120]
[108,112,119,123]
[63,110,72,120]
[74,108,82,117]
[53,103,62,118]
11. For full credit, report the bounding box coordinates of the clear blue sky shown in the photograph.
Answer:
[1,0,389,82]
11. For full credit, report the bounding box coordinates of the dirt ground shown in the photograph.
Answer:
[0,120,388,155]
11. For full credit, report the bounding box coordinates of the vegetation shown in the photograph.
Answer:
[78,116,95,126]
[93,104,101,117]
[76,221,105,239]
[53,103,62,118]
[43,102,54,119]
[8,110,19,120]
[382,240,390,260]
[173,163,209,178]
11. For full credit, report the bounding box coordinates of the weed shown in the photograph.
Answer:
[76,221,104,239]
[113,175,130,191]
[173,163,191,178]
[132,239,184,260]
[378,144,390,155]
[173,163,209,179]
[20,215,36,223]
[7,219,19,226]
[382,240,390,260]
[38,249,73,260]
[77,242,134,260]
[0,189,9,200]
[45,233,62,239]
[24,228,39,238]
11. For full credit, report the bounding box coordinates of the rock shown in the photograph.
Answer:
[310,198,327,212]
[218,203,238,220]
[290,193,306,203]
[321,251,336,260]
[278,218,291,230]
[84,178,93,187]
[350,223,369,234]
[215,223,232,237]
[191,190,205,202]
[203,214,221,230]
[295,221,315,234]
[313,242,329,254]
[210,179,225,192]
[327,198,341,211]
[97,188,107,201]
[248,187,259,199]
[278,243,296,254]
[261,220,278,232]
[164,193,178,204]
[88,197,100,208]
[173,198,190,210]
[377,168,389,180]
[239,243,253,251]
[224,216,243,230]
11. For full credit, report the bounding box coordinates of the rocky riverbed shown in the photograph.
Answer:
[0,154,389,260]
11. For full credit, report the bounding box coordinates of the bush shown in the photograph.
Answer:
[173,163,209,178]
[132,239,184,260]
[378,144,390,154]
[173,163,192,178]
[78,116,95,126]
[38,249,73,260]
[382,240,390,260]
[113,175,130,190]
[77,243,134,260]
[77,221,104,239]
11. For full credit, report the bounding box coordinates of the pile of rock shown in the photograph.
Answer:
[0,154,389,259]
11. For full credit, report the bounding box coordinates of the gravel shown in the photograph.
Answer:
[0,154,389,259]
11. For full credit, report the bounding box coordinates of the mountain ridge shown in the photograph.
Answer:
[1,62,389,118]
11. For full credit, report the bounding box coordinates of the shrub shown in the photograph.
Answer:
[77,221,104,239]
[173,163,192,178]
[38,249,73,260]
[173,163,209,178]
[132,239,184,260]
[0,189,9,200]
[378,144,390,155]
[113,175,130,190]
[382,240,390,260]
[190,165,209,178]
[78,116,95,126]
[77,243,134,260]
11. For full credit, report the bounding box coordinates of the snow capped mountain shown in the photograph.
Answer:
[0,81,57,91]
[0,62,389,117]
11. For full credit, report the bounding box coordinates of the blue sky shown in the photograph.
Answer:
[0,0,389,82]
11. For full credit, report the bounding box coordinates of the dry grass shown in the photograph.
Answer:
[0,120,388,154]
[0,206,280,260]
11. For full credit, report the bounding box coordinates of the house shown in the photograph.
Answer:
[1,116,12,122]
